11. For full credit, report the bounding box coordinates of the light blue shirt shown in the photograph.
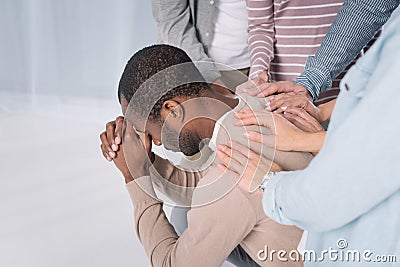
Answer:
[263,15,400,266]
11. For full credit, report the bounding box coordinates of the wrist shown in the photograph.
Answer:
[314,107,325,123]
[320,108,330,122]
[258,70,269,82]
[294,131,325,153]
[288,129,305,151]
[318,99,336,122]
[292,130,309,152]
[124,173,134,184]
[293,76,318,101]
[316,104,331,123]
[122,166,150,184]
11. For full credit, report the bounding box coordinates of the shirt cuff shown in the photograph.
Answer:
[293,57,333,100]
[126,176,159,204]
[262,172,293,225]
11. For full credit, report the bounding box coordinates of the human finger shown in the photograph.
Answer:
[228,141,262,167]
[244,130,275,148]
[285,106,316,121]
[217,145,244,175]
[105,120,118,152]
[235,110,274,129]
[282,112,315,132]
[256,81,299,97]
[100,131,115,160]
[114,116,124,145]
[284,108,323,132]
[268,94,305,112]
[254,83,281,97]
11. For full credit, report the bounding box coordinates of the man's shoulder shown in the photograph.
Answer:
[215,94,268,150]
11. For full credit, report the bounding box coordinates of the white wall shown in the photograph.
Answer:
[0,2,158,267]
[0,0,156,99]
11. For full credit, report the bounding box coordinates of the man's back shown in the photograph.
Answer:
[190,93,312,266]
[144,93,313,266]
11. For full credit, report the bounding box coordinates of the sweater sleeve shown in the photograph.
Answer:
[150,155,206,206]
[246,0,275,78]
[126,170,257,267]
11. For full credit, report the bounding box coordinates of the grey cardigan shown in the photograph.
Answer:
[151,0,220,82]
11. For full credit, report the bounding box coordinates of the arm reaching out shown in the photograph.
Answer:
[246,0,275,79]
[235,109,326,153]
[294,0,400,99]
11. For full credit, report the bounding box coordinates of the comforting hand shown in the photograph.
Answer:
[217,141,281,194]
[236,109,326,153]
[235,109,309,152]
[282,107,325,133]
[239,80,311,98]
[236,70,269,94]
[267,92,322,119]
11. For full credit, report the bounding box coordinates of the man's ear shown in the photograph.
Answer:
[160,100,184,122]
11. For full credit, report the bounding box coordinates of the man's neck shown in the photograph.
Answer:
[196,91,239,141]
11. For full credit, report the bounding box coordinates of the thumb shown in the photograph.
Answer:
[246,130,276,148]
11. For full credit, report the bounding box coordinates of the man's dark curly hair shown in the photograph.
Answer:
[118,44,211,123]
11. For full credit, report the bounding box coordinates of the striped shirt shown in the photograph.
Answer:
[247,0,345,85]
[293,0,400,99]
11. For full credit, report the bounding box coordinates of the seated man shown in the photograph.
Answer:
[100,44,315,267]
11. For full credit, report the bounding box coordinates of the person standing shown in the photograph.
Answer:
[243,0,382,107]
[247,0,345,86]
[246,0,399,105]
[152,0,251,90]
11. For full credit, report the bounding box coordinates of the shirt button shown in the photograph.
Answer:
[205,32,210,37]
[209,0,215,5]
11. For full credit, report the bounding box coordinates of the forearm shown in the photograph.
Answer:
[317,99,337,122]
[152,155,203,187]
[126,172,257,267]
[150,155,205,205]
[126,178,179,267]
[246,0,275,78]
[294,0,399,99]
[293,131,326,153]
[263,49,400,232]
